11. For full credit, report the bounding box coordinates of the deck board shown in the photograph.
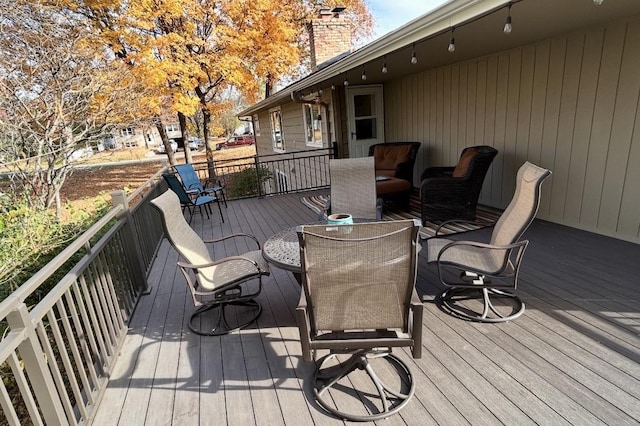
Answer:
[93,190,640,425]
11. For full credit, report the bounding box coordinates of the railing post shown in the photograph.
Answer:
[332,141,339,159]
[7,302,67,424]
[253,155,263,198]
[111,190,150,294]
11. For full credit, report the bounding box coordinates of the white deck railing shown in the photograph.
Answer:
[0,169,167,425]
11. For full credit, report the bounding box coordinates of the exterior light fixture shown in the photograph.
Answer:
[343,77,349,86]
[361,67,367,80]
[448,29,456,53]
[411,43,418,64]
[381,56,388,74]
[503,4,512,34]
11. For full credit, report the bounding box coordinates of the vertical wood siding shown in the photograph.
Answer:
[385,16,640,243]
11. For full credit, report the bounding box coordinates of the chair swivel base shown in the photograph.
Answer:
[312,350,415,422]
[437,286,525,323]
[189,299,261,336]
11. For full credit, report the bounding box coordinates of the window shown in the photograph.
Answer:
[165,124,179,132]
[303,104,323,147]
[270,108,284,151]
[253,115,261,136]
[120,127,135,136]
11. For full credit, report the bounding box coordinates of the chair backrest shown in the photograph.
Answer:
[330,157,378,219]
[368,142,421,183]
[491,161,551,248]
[150,190,219,289]
[174,164,204,191]
[162,173,192,205]
[297,220,420,332]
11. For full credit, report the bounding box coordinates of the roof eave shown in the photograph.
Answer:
[239,0,508,116]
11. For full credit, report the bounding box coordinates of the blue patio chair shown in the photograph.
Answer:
[174,163,227,208]
[162,173,224,223]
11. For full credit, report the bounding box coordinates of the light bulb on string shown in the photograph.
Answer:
[381,56,388,73]
[411,43,418,64]
[343,77,349,86]
[361,67,367,81]
[331,83,336,90]
[503,4,512,34]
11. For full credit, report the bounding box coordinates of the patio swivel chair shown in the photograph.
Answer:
[296,220,423,421]
[174,163,227,208]
[420,145,498,222]
[151,189,269,335]
[325,156,382,220]
[162,173,224,223]
[427,161,551,322]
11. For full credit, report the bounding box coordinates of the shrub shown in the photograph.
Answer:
[0,191,111,303]
[226,165,272,199]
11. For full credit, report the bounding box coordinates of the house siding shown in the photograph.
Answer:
[384,16,640,243]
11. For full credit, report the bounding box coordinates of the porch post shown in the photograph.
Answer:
[254,155,263,198]
[110,190,150,294]
[7,302,67,424]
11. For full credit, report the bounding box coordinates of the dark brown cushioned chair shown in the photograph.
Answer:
[420,145,498,222]
[368,142,421,207]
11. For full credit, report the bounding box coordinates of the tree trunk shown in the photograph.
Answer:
[202,108,216,179]
[178,112,193,164]
[154,115,176,166]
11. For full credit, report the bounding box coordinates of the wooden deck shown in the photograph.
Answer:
[92,190,640,425]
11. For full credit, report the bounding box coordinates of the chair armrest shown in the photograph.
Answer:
[394,160,415,183]
[433,219,496,236]
[177,254,266,274]
[296,291,314,362]
[437,239,528,276]
[203,178,223,189]
[203,233,261,249]
[420,176,472,204]
[421,166,454,180]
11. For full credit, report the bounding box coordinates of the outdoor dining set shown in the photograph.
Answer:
[152,143,551,422]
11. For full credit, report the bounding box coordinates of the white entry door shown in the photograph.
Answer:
[346,85,385,158]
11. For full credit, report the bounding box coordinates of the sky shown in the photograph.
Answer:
[365,0,449,42]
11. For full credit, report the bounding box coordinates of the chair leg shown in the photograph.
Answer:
[437,282,525,323]
[312,350,415,421]
[188,299,261,336]
[215,199,224,222]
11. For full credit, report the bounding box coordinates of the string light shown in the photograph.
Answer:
[331,83,335,90]
[411,43,418,64]
[448,29,456,53]
[343,76,349,86]
[381,56,388,74]
[503,3,512,34]
[361,66,367,80]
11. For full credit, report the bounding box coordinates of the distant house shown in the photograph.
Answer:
[240,0,640,244]
[106,122,182,150]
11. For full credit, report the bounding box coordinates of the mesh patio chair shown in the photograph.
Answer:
[427,161,551,322]
[151,190,269,335]
[325,156,382,220]
[296,220,423,421]
[420,145,498,222]
[174,163,227,208]
[162,173,224,223]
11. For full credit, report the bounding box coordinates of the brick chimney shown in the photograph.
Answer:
[307,8,352,72]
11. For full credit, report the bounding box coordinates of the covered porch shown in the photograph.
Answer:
[92,190,640,425]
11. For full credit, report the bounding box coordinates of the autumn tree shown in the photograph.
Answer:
[57,0,373,169]
[0,0,149,214]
